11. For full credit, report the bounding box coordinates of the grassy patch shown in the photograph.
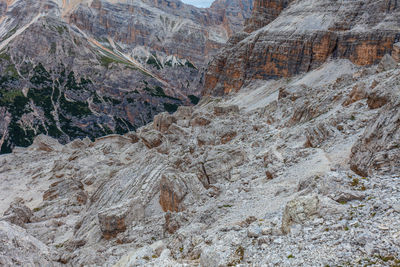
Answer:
[0,90,23,104]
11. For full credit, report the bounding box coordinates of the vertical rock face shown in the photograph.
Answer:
[67,0,253,65]
[159,171,188,212]
[244,0,294,32]
[210,0,253,36]
[204,0,400,96]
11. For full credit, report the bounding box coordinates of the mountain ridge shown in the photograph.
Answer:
[0,0,253,153]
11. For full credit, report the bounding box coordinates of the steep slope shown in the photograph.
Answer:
[0,0,253,153]
[1,59,399,266]
[0,6,181,153]
[204,0,400,95]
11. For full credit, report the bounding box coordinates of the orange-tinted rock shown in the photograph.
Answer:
[98,199,144,239]
[2,198,33,227]
[190,116,211,127]
[153,112,177,133]
[221,131,237,144]
[43,179,87,205]
[204,0,400,96]
[159,172,187,212]
[123,132,140,143]
[367,93,388,109]
[343,84,367,107]
[244,0,295,33]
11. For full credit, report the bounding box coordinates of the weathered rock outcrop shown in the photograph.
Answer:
[350,98,400,177]
[98,198,144,239]
[2,198,33,227]
[159,171,188,212]
[153,112,177,133]
[244,0,294,33]
[281,195,320,234]
[205,0,400,95]
[0,0,252,153]
[0,221,59,266]
[393,42,400,62]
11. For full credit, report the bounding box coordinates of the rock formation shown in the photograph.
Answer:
[393,42,400,62]
[204,0,400,95]
[0,0,252,153]
[244,0,294,32]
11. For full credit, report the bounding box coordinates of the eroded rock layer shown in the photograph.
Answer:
[205,0,400,95]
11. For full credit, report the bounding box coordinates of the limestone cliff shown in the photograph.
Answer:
[204,0,400,95]
[244,0,294,32]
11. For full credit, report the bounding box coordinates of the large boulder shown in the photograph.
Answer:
[377,54,397,72]
[2,198,33,227]
[139,130,163,149]
[159,171,188,212]
[153,112,177,133]
[30,134,62,152]
[281,195,320,234]
[98,198,145,239]
[201,147,246,184]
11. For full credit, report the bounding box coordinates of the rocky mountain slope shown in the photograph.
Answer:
[1,56,399,266]
[0,0,252,153]
[1,0,400,266]
[204,0,400,95]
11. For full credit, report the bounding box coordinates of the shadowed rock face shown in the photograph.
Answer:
[204,0,400,96]
[68,0,253,65]
[244,0,294,33]
[0,0,252,153]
